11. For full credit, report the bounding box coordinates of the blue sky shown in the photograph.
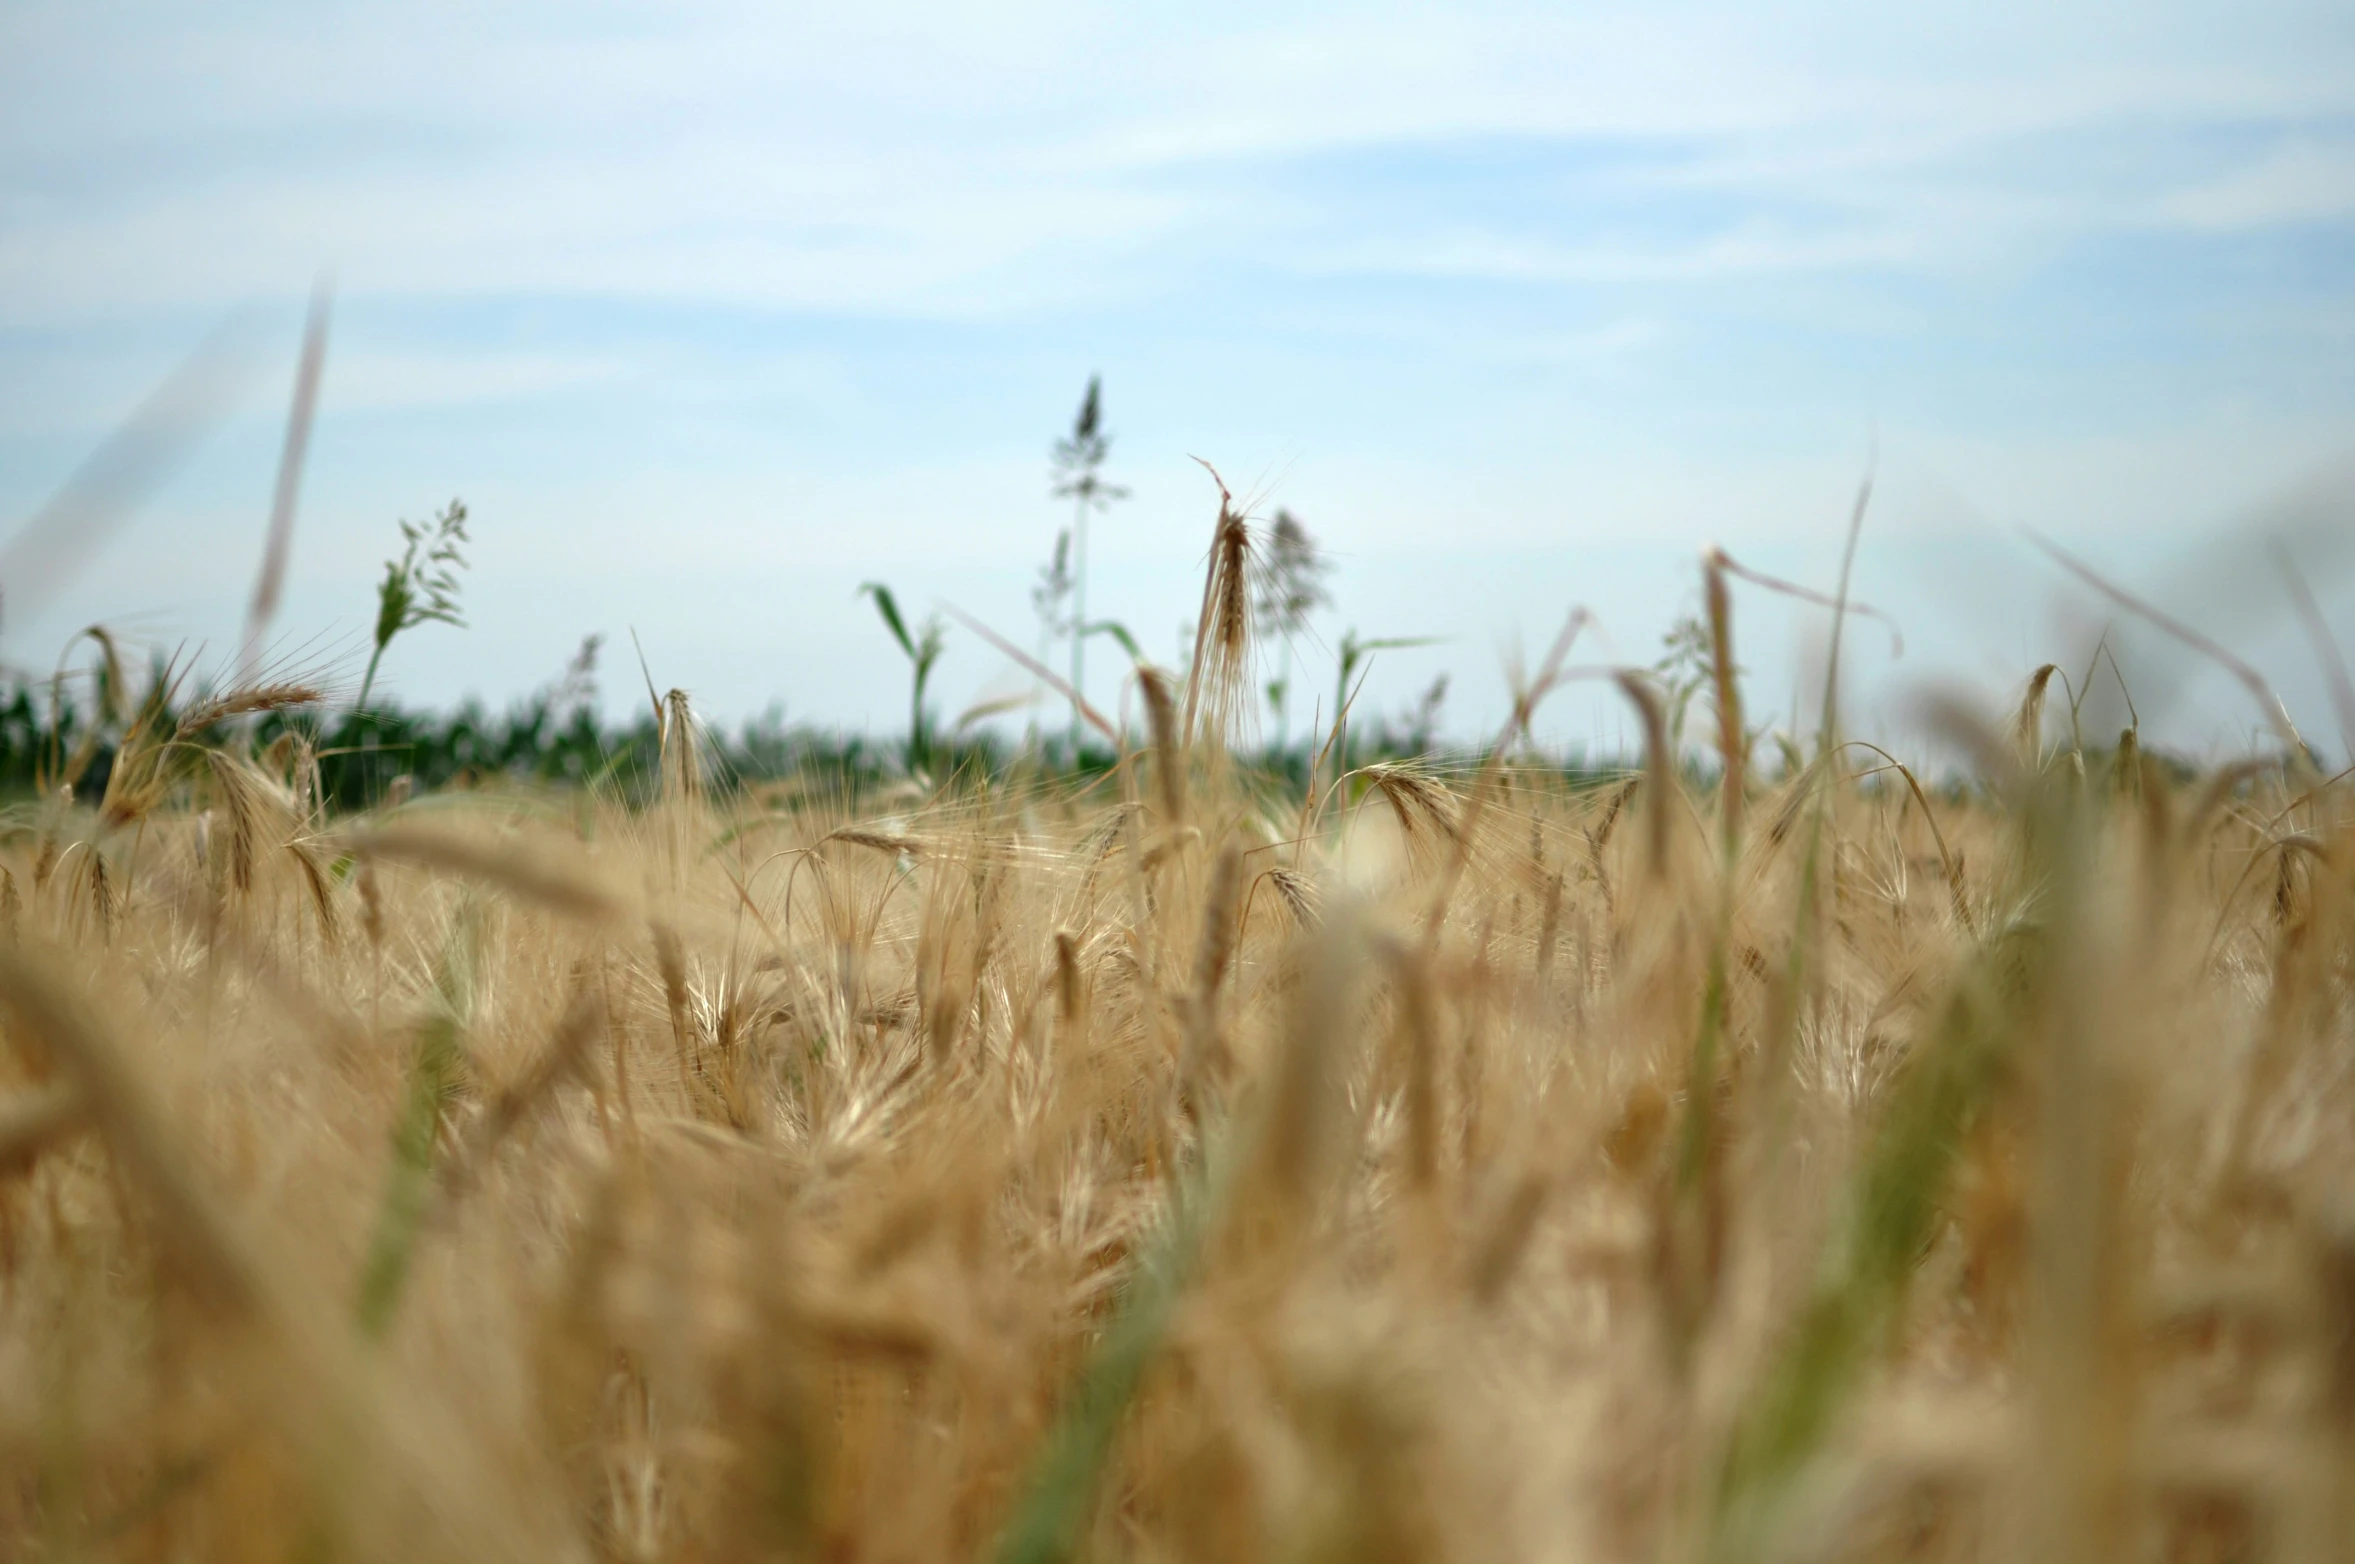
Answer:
[2,1,2352,756]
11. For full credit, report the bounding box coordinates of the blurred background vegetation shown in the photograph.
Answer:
[0,660,1504,814]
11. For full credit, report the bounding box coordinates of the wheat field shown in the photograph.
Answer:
[1,527,2351,1563]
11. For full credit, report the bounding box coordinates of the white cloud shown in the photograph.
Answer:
[2160,138,2355,229]
[1,2,2349,322]
[1303,222,1936,286]
[320,348,632,411]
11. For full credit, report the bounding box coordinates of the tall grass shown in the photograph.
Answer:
[0,510,2349,1564]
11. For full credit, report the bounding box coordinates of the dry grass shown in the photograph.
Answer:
[3,547,2355,1562]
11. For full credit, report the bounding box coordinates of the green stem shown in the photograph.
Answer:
[993,1139,1228,1564]
[1069,498,1088,759]
[910,664,928,771]
[355,640,387,713]
[356,903,478,1336]
[1277,634,1293,750]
